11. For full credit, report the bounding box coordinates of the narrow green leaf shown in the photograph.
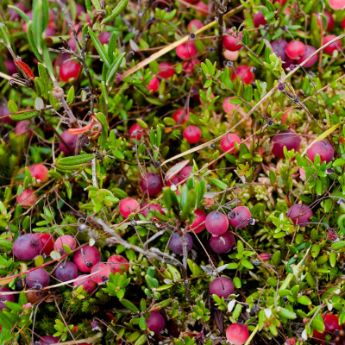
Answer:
[102,0,128,24]
[88,28,110,67]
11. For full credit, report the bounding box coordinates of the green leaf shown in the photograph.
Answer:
[102,0,128,24]
[88,28,110,67]
[10,110,39,121]
[277,307,297,320]
[120,298,139,312]
[91,0,102,11]
[66,86,75,104]
[297,295,312,306]
[106,52,125,85]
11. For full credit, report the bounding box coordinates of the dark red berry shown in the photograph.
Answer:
[226,323,250,345]
[209,277,234,298]
[26,268,50,289]
[176,41,197,60]
[306,140,335,163]
[316,11,334,31]
[285,41,305,60]
[37,233,54,255]
[220,133,241,154]
[172,108,190,124]
[17,189,38,208]
[205,211,229,236]
[158,62,175,79]
[59,130,79,155]
[168,233,193,255]
[148,76,160,92]
[0,287,16,310]
[13,233,42,261]
[322,35,342,55]
[297,45,318,67]
[55,261,78,282]
[231,65,255,84]
[146,311,166,333]
[287,204,313,225]
[59,60,82,82]
[98,32,111,45]
[73,246,101,273]
[129,123,144,140]
[253,12,266,27]
[119,197,140,218]
[108,255,129,273]
[271,131,301,158]
[183,125,202,144]
[28,164,49,183]
[141,203,164,218]
[36,336,60,345]
[209,232,236,254]
[188,209,206,234]
[140,173,163,197]
[223,33,242,51]
[73,274,97,294]
[229,206,252,229]
[90,262,112,284]
[54,235,77,254]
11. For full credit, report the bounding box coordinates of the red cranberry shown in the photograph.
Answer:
[188,19,203,32]
[172,108,190,124]
[287,204,313,225]
[285,41,305,60]
[98,32,111,45]
[253,12,267,27]
[306,140,335,162]
[226,323,250,345]
[209,277,234,298]
[271,39,288,60]
[176,41,197,60]
[317,11,334,31]
[141,203,164,218]
[182,58,200,74]
[36,335,60,345]
[205,211,229,236]
[209,232,236,254]
[271,131,301,158]
[229,206,252,229]
[28,164,49,183]
[329,0,345,10]
[59,130,79,155]
[59,60,82,82]
[54,235,77,254]
[90,262,112,284]
[0,103,11,124]
[148,76,160,92]
[231,65,255,84]
[188,209,206,234]
[15,120,31,136]
[184,0,199,3]
[195,1,209,16]
[183,125,202,144]
[297,45,318,67]
[13,233,42,261]
[341,18,345,29]
[26,268,50,289]
[73,246,101,273]
[37,233,55,255]
[220,133,241,154]
[140,173,163,197]
[129,123,144,140]
[223,33,242,51]
[119,197,140,218]
[158,62,175,79]
[108,255,129,273]
[313,313,341,342]
[322,35,342,55]
[4,59,17,75]
[0,287,16,310]
[146,311,166,333]
[222,98,240,114]
[17,189,38,208]
[273,0,287,4]
[168,233,193,255]
[73,275,97,294]
[55,261,78,282]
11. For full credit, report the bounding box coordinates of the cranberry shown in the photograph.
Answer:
[28,164,49,183]
[220,133,241,154]
[287,204,313,225]
[15,120,31,136]
[253,12,267,27]
[37,233,54,255]
[297,45,318,67]
[148,76,160,92]
[271,131,301,158]
[73,275,97,294]
[140,173,163,197]
[59,60,82,82]
[226,323,250,345]
[271,39,288,60]
[205,211,229,236]
[229,206,252,229]
[55,261,78,282]
[158,62,175,79]
[119,197,140,218]
[182,58,200,74]
[146,311,166,333]
[129,123,145,140]
[36,335,60,345]
[187,19,203,32]
[209,232,236,254]
[223,49,240,61]
[107,255,130,273]
[141,203,164,218]
[4,59,17,75]
[285,41,305,60]
[223,33,242,51]
[188,209,206,234]
[13,233,42,261]
[329,0,345,11]
[195,1,209,16]
[0,287,16,310]
[222,98,240,114]
[59,130,79,155]
[209,277,234,298]
[98,32,111,45]
[168,233,193,255]
[341,18,345,29]
[322,35,342,55]
[313,313,341,342]
[54,235,77,254]
[90,262,112,284]
[26,268,50,289]
[183,125,202,144]
[172,108,190,124]
[306,140,335,163]
[17,189,38,208]
[316,11,334,31]
[73,245,101,273]
[176,41,197,60]
[231,65,255,84]
[184,0,199,3]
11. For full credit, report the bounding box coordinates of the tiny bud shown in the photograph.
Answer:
[53,86,64,99]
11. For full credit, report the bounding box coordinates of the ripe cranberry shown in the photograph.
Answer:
[231,65,255,84]
[73,246,101,273]
[205,211,229,236]
[313,313,341,342]
[158,62,175,79]
[341,18,345,29]
[306,140,335,162]
[287,204,313,225]
[119,197,140,218]
[36,335,60,345]
[183,125,202,144]
[271,39,288,60]
[184,0,199,3]
[226,323,250,345]
[182,58,200,74]
[273,0,287,4]
[13,233,42,261]
[222,98,240,114]
[229,206,252,229]
[220,133,241,154]
[26,268,50,289]
[188,209,206,234]
[54,235,77,254]
[140,173,163,197]
[4,59,17,75]
[73,275,97,294]
[172,108,190,124]
[223,49,240,61]
[188,19,203,32]
[285,41,305,60]
[98,32,111,45]
[17,189,38,208]
[322,35,342,55]
[15,120,31,136]
[28,164,49,183]
[55,261,78,282]
[223,33,242,51]
[0,103,11,124]
[0,287,16,310]
[253,12,266,27]
[329,0,345,10]
[195,1,209,16]
[146,311,166,333]
[108,255,130,273]
[176,41,197,60]
[297,45,318,67]
[129,123,144,140]
[168,233,193,255]
[271,131,301,158]
[59,60,82,82]
[148,76,160,92]
[59,130,79,155]
[141,203,164,218]
[90,262,112,284]
[209,277,234,298]
[37,233,54,255]
[209,232,236,254]
[317,11,334,31]
[258,253,272,261]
